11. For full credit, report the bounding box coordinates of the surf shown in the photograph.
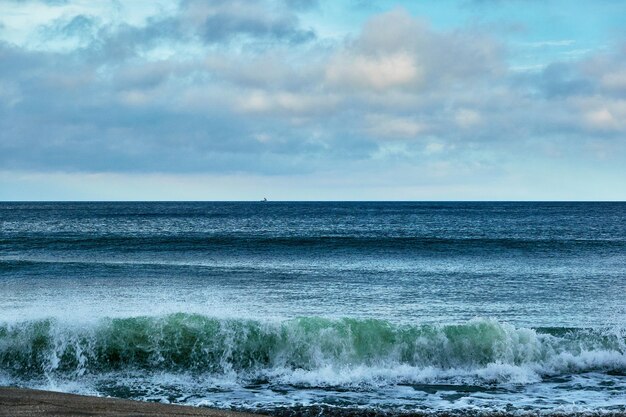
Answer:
[1,315,624,385]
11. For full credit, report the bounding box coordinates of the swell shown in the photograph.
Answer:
[1,315,624,385]
[1,234,624,253]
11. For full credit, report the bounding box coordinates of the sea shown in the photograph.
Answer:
[1,202,625,415]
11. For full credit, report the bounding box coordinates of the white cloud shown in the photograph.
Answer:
[424,141,447,155]
[364,114,426,139]
[234,90,340,117]
[118,89,153,107]
[326,51,421,91]
[600,70,626,91]
[582,103,626,132]
[0,0,175,51]
[522,40,575,48]
[454,109,482,129]
[0,2,624,200]
[324,8,502,94]
[570,89,626,132]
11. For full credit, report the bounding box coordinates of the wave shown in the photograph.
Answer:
[2,234,624,255]
[1,315,624,387]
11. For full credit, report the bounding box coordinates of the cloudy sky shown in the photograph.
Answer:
[1,0,625,200]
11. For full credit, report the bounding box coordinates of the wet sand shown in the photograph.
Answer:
[0,387,264,417]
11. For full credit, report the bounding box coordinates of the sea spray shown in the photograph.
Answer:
[1,315,625,386]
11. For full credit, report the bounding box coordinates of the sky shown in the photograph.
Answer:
[0,0,625,200]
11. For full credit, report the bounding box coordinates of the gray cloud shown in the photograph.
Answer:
[538,63,594,98]
[58,14,98,37]
[113,0,318,46]
[0,3,624,182]
[186,0,316,44]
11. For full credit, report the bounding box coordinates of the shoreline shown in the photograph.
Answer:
[2,388,626,417]
[0,387,264,417]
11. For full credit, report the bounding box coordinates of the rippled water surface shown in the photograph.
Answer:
[1,202,625,415]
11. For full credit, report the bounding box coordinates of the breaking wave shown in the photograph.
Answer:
[1,315,625,387]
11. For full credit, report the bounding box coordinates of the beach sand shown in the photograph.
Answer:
[0,387,264,417]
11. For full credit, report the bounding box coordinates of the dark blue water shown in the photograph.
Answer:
[1,202,625,414]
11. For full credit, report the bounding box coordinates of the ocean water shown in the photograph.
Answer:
[1,202,625,415]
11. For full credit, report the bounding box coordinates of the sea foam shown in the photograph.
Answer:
[1,315,624,385]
